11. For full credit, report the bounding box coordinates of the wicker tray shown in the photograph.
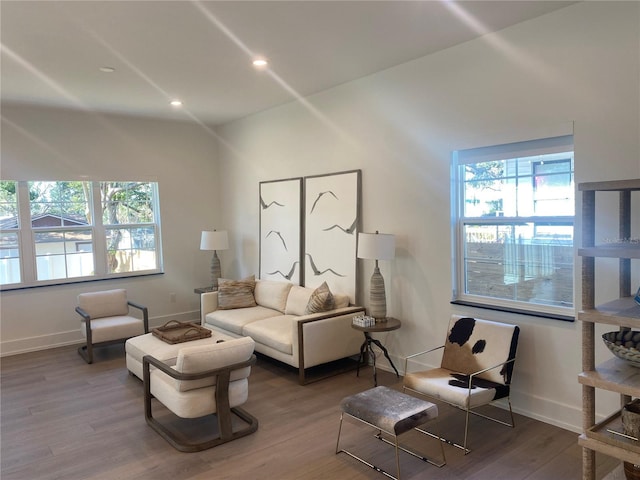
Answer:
[151,320,212,344]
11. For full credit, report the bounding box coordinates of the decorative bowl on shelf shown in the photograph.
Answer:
[602,331,640,368]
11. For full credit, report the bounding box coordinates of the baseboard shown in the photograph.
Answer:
[0,310,199,357]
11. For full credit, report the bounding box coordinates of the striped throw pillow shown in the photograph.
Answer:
[217,276,257,310]
[304,281,335,314]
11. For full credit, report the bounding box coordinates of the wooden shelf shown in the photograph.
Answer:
[578,245,640,259]
[579,435,640,464]
[579,179,640,479]
[579,297,640,327]
[579,357,640,396]
[586,410,640,455]
[578,179,640,192]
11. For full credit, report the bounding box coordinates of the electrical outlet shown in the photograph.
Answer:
[170,293,176,303]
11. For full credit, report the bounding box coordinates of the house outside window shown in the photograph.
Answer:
[30,181,95,281]
[452,134,574,320]
[0,180,163,289]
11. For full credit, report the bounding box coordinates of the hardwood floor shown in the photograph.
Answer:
[1,344,618,480]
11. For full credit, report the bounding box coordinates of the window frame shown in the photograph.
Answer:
[0,180,163,290]
[451,134,575,321]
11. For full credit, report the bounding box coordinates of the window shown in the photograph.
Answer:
[452,135,574,319]
[30,181,94,281]
[0,180,162,289]
[101,182,159,274]
[0,181,21,285]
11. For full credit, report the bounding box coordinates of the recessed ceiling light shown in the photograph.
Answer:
[252,58,268,68]
[99,66,116,73]
[170,100,182,107]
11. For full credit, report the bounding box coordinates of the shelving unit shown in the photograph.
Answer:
[578,179,640,479]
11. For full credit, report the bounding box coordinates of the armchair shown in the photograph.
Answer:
[143,336,259,452]
[76,289,149,364]
[403,315,519,454]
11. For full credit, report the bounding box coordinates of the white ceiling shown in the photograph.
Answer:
[1,1,574,126]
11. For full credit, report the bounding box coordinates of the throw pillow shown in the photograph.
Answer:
[217,275,257,310]
[304,281,335,314]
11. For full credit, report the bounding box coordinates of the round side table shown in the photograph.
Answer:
[351,317,401,386]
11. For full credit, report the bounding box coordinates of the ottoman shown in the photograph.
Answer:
[125,328,234,380]
[336,386,445,480]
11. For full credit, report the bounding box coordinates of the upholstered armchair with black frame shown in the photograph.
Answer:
[143,336,259,452]
[76,289,149,364]
[403,315,520,454]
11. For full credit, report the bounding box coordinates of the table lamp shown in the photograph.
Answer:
[200,230,229,289]
[357,231,395,321]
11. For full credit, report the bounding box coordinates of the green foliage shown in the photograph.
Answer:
[101,182,154,225]
[0,181,18,219]
[465,161,504,190]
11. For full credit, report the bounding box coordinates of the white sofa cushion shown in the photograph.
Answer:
[205,305,279,335]
[81,316,144,343]
[151,373,248,419]
[285,285,350,315]
[285,285,314,316]
[78,289,129,319]
[254,280,292,313]
[333,294,350,309]
[174,336,255,392]
[242,315,295,355]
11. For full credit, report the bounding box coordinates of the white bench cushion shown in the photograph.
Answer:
[81,316,143,343]
[151,374,248,419]
[174,336,255,391]
[242,315,294,355]
[205,306,280,335]
[78,289,129,319]
[254,280,292,313]
[285,285,314,316]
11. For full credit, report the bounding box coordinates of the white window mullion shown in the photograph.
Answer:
[91,182,107,276]
[16,181,36,283]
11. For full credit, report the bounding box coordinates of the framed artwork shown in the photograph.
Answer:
[303,170,361,304]
[259,178,303,284]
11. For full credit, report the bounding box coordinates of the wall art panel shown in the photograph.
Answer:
[259,178,303,284]
[304,170,361,304]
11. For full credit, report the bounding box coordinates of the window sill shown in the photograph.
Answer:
[1,272,164,292]
[450,299,575,322]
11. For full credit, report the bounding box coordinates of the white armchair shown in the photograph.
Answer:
[143,336,259,452]
[76,289,149,364]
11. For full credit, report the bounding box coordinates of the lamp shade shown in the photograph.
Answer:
[200,230,229,251]
[357,232,395,260]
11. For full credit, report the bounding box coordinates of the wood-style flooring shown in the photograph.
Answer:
[1,344,618,480]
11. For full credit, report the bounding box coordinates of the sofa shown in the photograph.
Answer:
[200,278,366,384]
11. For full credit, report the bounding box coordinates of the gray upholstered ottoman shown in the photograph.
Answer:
[336,386,445,480]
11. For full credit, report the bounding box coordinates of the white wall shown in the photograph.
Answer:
[1,105,220,353]
[215,1,640,432]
